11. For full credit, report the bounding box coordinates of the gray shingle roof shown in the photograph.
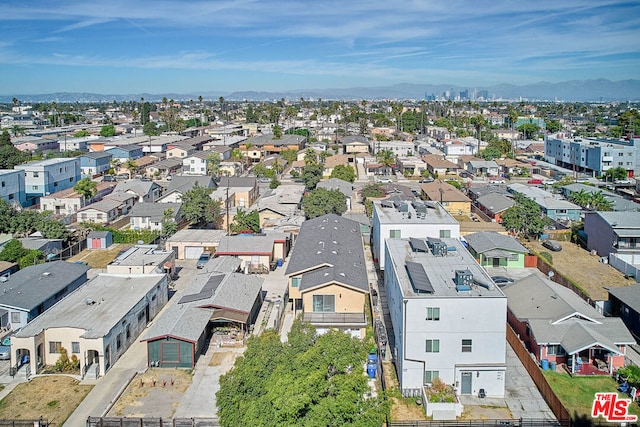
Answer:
[129,202,182,221]
[317,178,353,198]
[464,232,527,254]
[596,211,640,228]
[475,193,515,213]
[503,274,635,353]
[0,261,89,311]
[244,134,305,147]
[218,176,257,189]
[142,271,262,342]
[285,214,367,292]
[166,175,216,194]
[608,284,640,314]
[215,234,279,255]
[114,180,159,198]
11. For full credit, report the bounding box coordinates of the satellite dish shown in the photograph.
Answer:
[137,240,144,245]
[548,271,555,279]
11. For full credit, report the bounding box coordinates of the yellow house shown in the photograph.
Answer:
[285,214,368,338]
[420,180,472,215]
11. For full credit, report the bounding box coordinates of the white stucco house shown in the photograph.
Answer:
[384,237,507,398]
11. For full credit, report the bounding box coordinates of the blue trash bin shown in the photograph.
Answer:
[541,359,549,370]
[277,259,283,267]
[550,361,557,371]
[367,354,378,379]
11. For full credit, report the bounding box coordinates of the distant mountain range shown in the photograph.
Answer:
[2,79,640,103]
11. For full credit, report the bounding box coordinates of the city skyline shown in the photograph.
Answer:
[1,0,639,95]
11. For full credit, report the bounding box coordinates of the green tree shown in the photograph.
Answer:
[376,149,395,176]
[302,188,347,219]
[618,110,640,137]
[73,178,98,200]
[304,148,318,166]
[545,120,562,133]
[73,129,90,138]
[162,208,178,237]
[269,177,281,189]
[518,123,540,139]
[207,152,222,177]
[0,129,11,145]
[501,193,545,239]
[481,145,503,160]
[100,124,116,137]
[181,183,222,228]
[143,121,162,136]
[330,164,356,183]
[217,322,387,426]
[273,125,283,139]
[0,239,43,268]
[230,208,260,233]
[11,125,26,137]
[603,167,628,182]
[280,149,298,164]
[302,163,324,190]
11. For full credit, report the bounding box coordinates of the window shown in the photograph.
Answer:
[547,345,566,356]
[425,339,440,353]
[126,324,131,340]
[49,341,62,353]
[11,312,20,323]
[312,295,335,312]
[389,230,401,238]
[424,370,439,384]
[33,185,38,190]
[439,230,451,238]
[72,342,80,353]
[462,339,472,352]
[116,334,122,350]
[1,181,4,188]
[291,277,301,288]
[8,194,13,200]
[426,307,440,321]
[137,310,145,322]
[33,172,39,178]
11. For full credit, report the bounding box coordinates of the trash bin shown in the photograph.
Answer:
[277,259,283,267]
[541,359,549,370]
[549,361,557,371]
[367,353,378,379]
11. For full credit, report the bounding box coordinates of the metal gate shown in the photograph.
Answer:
[461,371,472,394]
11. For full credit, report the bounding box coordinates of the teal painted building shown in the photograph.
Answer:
[464,232,528,269]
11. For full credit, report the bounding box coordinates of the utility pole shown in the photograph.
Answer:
[225,174,230,234]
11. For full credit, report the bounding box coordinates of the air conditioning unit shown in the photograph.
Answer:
[455,269,473,292]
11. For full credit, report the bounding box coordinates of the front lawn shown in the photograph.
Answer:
[543,371,640,420]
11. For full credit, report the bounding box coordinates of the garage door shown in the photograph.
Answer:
[184,246,205,259]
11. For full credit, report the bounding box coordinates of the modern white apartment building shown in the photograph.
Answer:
[384,237,507,397]
[372,199,460,270]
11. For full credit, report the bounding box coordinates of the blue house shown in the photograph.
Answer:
[14,158,81,206]
[105,145,144,162]
[508,183,582,222]
[0,169,26,207]
[80,151,113,176]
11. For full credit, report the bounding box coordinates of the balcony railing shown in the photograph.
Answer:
[302,312,366,325]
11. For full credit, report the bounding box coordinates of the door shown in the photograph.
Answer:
[492,257,501,267]
[92,238,101,249]
[184,246,204,259]
[461,371,472,394]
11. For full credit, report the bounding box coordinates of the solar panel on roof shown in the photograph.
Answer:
[406,261,434,293]
[409,238,429,253]
[178,274,225,304]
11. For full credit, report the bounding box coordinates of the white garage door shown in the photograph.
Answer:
[184,246,205,259]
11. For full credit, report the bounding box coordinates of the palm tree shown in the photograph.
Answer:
[569,190,590,208]
[589,191,614,211]
[471,114,487,154]
[376,149,395,176]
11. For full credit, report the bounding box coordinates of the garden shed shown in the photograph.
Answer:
[86,230,112,249]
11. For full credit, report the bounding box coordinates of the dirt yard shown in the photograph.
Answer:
[524,240,635,300]
[460,404,512,420]
[209,351,239,367]
[0,376,93,425]
[107,368,192,418]
[68,244,132,268]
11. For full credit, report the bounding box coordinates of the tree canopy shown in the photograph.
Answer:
[73,178,98,200]
[302,188,347,219]
[501,193,546,239]
[217,321,387,427]
[99,124,116,137]
[330,164,356,183]
[230,208,260,234]
[302,163,324,190]
[0,239,44,269]
[180,183,222,228]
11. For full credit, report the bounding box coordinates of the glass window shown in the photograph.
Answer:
[33,172,39,177]
[72,342,80,353]
[291,277,301,288]
[312,295,335,312]
[425,339,440,353]
[462,339,472,352]
[426,307,440,321]
[547,345,566,356]
[389,230,401,238]
[424,370,439,384]
[439,230,451,238]
[10,312,20,323]
[49,341,61,353]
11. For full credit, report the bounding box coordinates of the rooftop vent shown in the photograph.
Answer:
[455,269,473,292]
[85,298,96,305]
[42,272,51,276]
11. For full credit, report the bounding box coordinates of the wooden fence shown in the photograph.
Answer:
[506,325,571,423]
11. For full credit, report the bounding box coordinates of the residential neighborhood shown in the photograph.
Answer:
[0,94,639,427]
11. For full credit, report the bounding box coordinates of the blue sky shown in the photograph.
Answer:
[1,0,639,95]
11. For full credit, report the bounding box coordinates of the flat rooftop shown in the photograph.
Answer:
[15,274,166,339]
[374,199,459,225]
[108,245,173,267]
[385,238,505,299]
